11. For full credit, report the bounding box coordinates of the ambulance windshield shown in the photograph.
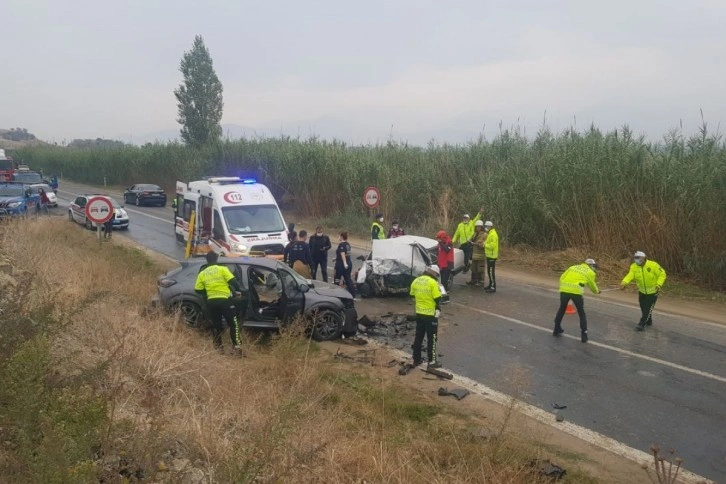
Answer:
[222,204,285,234]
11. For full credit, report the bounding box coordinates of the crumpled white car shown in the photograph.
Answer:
[354,235,464,297]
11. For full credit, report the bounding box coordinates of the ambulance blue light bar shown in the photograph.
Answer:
[241,178,257,184]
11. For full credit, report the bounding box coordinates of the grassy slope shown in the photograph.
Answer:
[0,217,653,483]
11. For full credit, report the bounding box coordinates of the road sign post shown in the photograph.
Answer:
[85,196,114,244]
[363,186,381,223]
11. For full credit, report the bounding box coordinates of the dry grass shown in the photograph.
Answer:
[0,217,597,483]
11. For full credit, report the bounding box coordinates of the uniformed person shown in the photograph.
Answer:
[553,258,600,343]
[467,220,487,286]
[371,213,386,240]
[410,265,443,369]
[620,251,666,331]
[194,251,244,351]
[483,221,499,293]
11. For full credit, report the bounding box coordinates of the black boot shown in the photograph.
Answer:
[581,331,588,343]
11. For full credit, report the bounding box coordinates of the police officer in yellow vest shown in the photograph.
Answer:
[483,220,499,293]
[410,265,443,369]
[194,251,244,351]
[371,213,386,240]
[452,207,484,272]
[553,259,600,343]
[620,251,666,331]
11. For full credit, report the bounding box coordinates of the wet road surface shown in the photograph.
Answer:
[54,180,726,482]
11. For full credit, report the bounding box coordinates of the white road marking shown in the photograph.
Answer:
[57,189,173,225]
[452,301,726,384]
[373,343,713,484]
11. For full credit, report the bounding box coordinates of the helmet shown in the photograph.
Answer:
[585,258,597,269]
[426,265,440,277]
[436,230,447,239]
[463,213,471,219]
[475,220,484,227]
[484,221,493,227]
[375,213,383,219]
[634,251,646,258]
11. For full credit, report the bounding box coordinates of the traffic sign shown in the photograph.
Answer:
[363,186,380,209]
[85,196,114,224]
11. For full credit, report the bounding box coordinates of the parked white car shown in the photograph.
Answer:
[68,194,129,230]
[28,184,57,207]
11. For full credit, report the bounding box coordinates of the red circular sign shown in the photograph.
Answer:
[223,191,244,204]
[85,196,114,224]
[363,186,380,209]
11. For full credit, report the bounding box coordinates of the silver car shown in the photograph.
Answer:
[153,256,358,341]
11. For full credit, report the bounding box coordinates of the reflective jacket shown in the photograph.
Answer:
[371,222,386,240]
[559,263,599,295]
[471,230,487,260]
[621,260,666,295]
[452,212,482,245]
[484,228,499,259]
[409,274,442,316]
[194,264,236,300]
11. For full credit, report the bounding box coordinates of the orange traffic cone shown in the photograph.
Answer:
[565,302,576,315]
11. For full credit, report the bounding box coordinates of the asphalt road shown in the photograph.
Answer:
[54,181,726,482]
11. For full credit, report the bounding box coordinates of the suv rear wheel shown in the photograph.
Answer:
[311,309,342,341]
[177,301,204,328]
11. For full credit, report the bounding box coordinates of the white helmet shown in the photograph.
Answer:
[585,258,597,269]
[426,265,440,277]
[634,251,646,258]
[484,220,493,227]
[475,220,484,227]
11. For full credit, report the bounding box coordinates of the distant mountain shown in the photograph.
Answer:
[0,128,49,149]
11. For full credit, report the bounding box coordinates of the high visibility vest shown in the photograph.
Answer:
[621,260,666,295]
[371,222,386,240]
[559,263,599,295]
[409,275,441,316]
[194,265,235,299]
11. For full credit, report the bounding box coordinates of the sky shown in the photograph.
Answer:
[2,0,725,145]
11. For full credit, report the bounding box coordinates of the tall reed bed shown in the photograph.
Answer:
[17,125,726,288]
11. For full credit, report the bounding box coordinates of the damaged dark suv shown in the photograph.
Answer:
[153,256,358,341]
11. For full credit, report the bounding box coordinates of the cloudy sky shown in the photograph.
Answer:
[2,0,725,145]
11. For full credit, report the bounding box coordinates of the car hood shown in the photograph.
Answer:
[0,196,23,207]
[308,281,353,300]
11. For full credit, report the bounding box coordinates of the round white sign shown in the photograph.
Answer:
[363,186,380,208]
[85,196,114,224]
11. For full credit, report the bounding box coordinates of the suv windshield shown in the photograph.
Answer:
[13,172,42,183]
[222,205,285,234]
[0,186,24,197]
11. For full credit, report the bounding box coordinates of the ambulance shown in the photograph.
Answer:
[174,177,288,259]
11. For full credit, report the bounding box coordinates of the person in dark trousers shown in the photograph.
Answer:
[334,231,356,297]
[483,221,499,293]
[309,226,332,282]
[284,231,297,266]
[371,213,386,240]
[435,230,454,289]
[388,220,405,238]
[452,207,484,272]
[410,265,442,369]
[103,218,113,238]
[621,251,667,331]
[194,251,244,352]
[289,229,313,278]
[553,259,600,343]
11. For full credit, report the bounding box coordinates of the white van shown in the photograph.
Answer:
[174,177,288,259]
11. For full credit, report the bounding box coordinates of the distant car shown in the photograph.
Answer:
[0,182,41,218]
[28,184,58,207]
[123,184,167,207]
[68,194,129,230]
[153,256,358,341]
[354,235,465,297]
[12,171,43,184]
